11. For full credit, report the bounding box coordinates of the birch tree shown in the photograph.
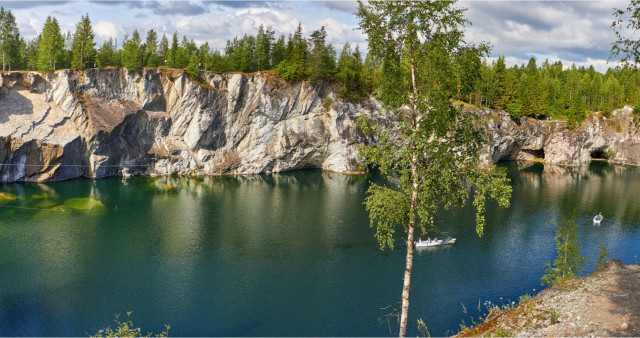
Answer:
[356,1,511,336]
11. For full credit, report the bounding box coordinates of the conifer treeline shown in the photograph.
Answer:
[467,57,640,126]
[3,7,640,120]
[1,9,372,101]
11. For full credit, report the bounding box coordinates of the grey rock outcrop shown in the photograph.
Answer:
[0,69,372,181]
[2,68,640,182]
[479,107,640,167]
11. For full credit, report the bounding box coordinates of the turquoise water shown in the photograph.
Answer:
[0,162,639,336]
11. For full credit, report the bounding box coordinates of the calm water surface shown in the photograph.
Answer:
[0,162,639,336]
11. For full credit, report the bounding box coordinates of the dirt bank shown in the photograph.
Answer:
[457,259,640,337]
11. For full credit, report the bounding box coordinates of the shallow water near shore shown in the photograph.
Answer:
[0,161,639,336]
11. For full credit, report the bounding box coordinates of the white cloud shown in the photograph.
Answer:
[94,21,119,40]
[309,17,363,45]
[464,1,624,65]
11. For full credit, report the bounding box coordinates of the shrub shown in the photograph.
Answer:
[596,242,610,267]
[91,312,170,337]
[541,216,589,286]
[274,60,305,81]
[505,103,521,120]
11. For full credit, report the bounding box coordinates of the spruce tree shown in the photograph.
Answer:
[121,30,142,71]
[71,14,95,70]
[158,34,169,66]
[271,35,286,68]
[37,16,64,73]
[0,7,22,71]
[96,38,116,68]
[336,43,366,101]
[144,29,158,67]
[308,26,336,82]
[168,32,179,68]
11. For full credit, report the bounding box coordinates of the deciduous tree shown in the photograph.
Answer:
[541,217,588,286]
[356,1,511,336]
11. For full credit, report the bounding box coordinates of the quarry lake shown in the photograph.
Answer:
[1,161,639,336]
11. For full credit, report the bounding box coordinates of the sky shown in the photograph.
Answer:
[0,0,631,72]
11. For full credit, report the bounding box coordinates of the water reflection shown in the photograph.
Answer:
[507,161,640,226]
[0,165,638,336]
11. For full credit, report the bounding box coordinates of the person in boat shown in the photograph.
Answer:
[418,236,423,244]
[427,237,431,244]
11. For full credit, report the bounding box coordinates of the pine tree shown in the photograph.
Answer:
[71,14,95,70]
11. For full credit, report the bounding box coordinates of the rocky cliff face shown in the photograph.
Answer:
[479,107,640,167]
[0,69,374,181]
[2,68,640,182]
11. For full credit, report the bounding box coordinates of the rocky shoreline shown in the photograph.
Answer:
[2,68,640,182]
[457,259,640,337]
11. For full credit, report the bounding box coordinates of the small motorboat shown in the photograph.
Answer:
[593,214,603,224]
[415,237,456,248]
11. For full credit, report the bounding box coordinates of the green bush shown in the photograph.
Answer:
[274,60,305,81]
[505,103,521,120]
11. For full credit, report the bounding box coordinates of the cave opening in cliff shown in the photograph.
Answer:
[520,148,545,160]
[590,149,607,160]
